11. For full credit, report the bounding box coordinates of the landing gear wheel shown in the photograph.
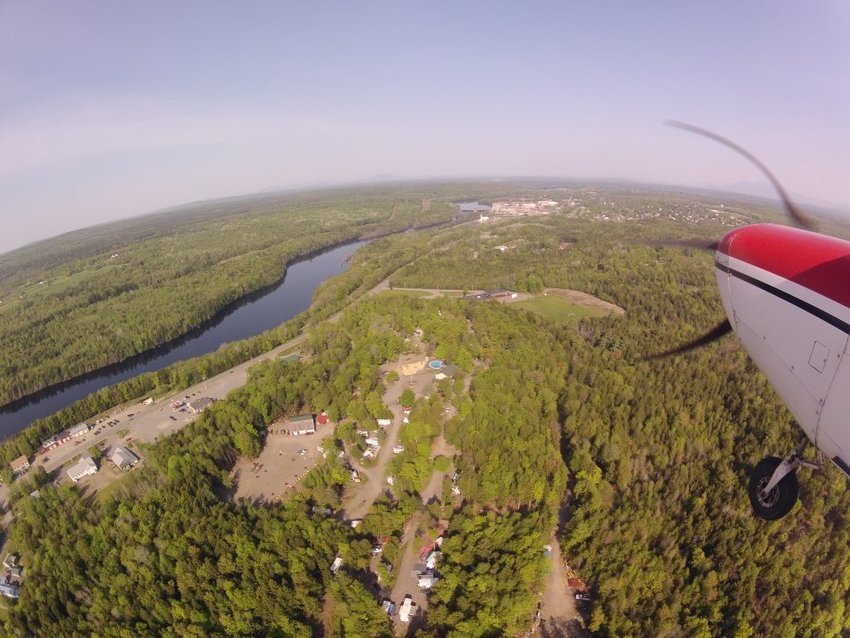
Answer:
[748,456,799,520]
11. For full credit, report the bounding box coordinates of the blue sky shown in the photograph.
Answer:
[1,1,849,253]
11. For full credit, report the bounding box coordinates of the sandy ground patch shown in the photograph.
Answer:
[230,425,335,505]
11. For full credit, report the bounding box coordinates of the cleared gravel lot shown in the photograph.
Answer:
[230,426,335,504]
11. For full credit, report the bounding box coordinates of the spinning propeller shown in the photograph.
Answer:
[646,122,815,360]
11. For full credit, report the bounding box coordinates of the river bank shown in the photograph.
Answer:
[0,239,368,439]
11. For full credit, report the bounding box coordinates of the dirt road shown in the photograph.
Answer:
[340,351,435,520]
[539,504,586,638]
[388,436,457,635]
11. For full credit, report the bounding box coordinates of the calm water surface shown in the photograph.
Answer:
[0,240,367,439]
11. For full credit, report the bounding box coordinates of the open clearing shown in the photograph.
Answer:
[230,424,336,505]
[513,288,624,325]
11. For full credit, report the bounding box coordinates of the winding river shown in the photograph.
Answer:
[0,240,368,440]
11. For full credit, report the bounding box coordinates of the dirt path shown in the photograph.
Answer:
[538,504,587,638]
[540,534,580,632]
[340,351,435,520]
[388,435,458,635]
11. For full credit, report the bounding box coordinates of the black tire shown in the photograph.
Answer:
[748,456,799,520]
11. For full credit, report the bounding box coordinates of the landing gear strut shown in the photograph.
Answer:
[748,442,819,520]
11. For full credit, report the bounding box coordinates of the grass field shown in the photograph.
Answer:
[513,294,616,325]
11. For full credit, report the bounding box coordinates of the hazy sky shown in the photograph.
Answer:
[2,1,849,254]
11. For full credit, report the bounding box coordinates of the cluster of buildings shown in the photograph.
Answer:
[355,408,395,460]
[38,422,91,455]
[66,445,140,483]
[489,199,559,216]
[463,289,518,302]
[414,534,444,591]
[358,429,382,460]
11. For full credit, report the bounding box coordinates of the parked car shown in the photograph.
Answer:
[298,448,308,456]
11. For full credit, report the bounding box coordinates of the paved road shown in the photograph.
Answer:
[0,332,310,507]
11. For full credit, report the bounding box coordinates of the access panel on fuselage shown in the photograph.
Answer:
[813,352,850,469]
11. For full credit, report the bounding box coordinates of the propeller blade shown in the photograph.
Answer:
[644,319,732,360]
[666,121,817,231]
[653,238,719,251]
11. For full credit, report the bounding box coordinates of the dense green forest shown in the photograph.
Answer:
[0,184,459,407]
[0,226,445,466]
[4,184,850,637]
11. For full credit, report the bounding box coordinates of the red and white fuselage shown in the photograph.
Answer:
[716,223,850,477]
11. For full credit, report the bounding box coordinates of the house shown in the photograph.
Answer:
[141,397,154,405]
[399,595,417,623]
[39,436,58,453]
[188,397,215,414]
[68,423,89,438]
[10,455,30,475]
[67,456,98,482]
[288,414,316,435]
[330,556,344,574]
[377,418,392,427]
[41,428,74,452]
[364,437,380,448]
[425,550,441,570]
[109,446,140,470]
[393,445,405,454]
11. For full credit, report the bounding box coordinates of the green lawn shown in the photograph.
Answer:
[513,295,615,325]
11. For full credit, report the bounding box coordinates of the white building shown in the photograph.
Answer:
[109,446,140,470]
[68,423,90,438]
[67,456,98,482]
[188,397,214,414]
[288,414,316,435]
